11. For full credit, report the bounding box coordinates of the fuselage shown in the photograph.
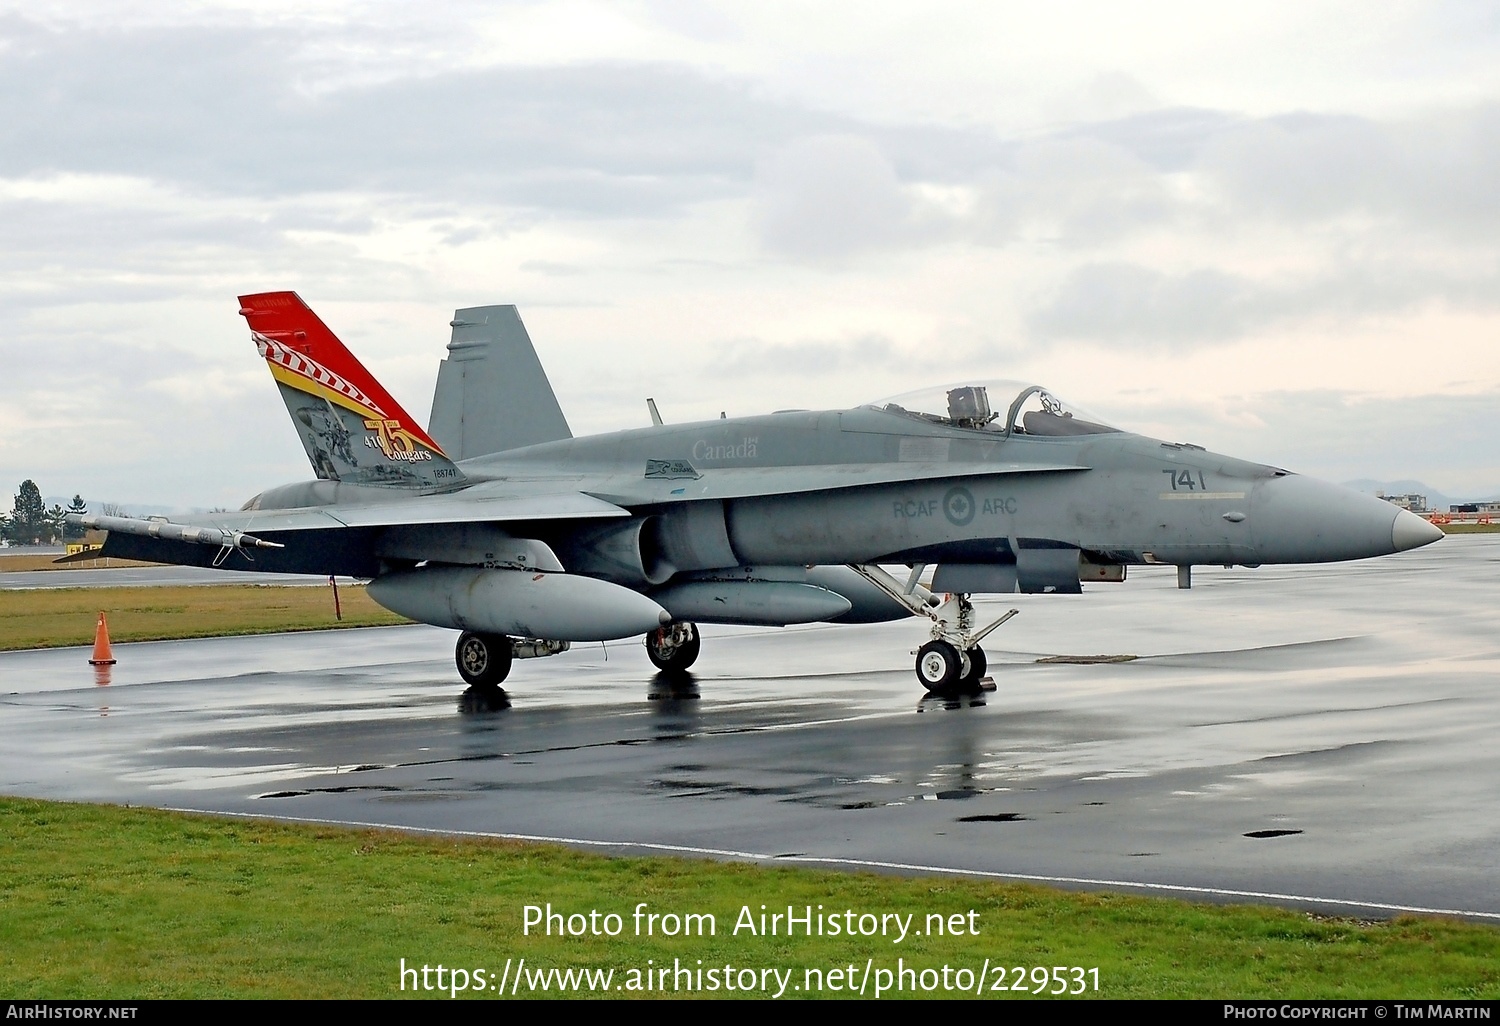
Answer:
[110,403,1438,587]
[446,406,1435,573]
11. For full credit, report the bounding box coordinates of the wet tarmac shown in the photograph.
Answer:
[2,538,1498,921]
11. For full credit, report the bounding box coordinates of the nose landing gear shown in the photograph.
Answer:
[916,640,966,689]
[915,638,990,690]
[847,564,1016,692]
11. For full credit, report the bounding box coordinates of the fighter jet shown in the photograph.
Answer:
[72,292,1443,692]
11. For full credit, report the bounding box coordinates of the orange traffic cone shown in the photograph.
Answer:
[89,611,116,666]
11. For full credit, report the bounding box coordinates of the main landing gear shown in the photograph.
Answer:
[456,631,512,689]
[846,564,1018,693]
[645,621,700,672]
[455,632,571,690]
[455,622,701,692]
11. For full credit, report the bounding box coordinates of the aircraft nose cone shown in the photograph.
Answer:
[1251,474,1421,563]
[1392,508,1444,551]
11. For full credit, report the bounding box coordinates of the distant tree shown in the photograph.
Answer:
[46,504,66,542]
[100,502,126,517]
[63,495,88,540]
[10,480,49,545]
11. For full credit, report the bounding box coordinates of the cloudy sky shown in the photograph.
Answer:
[4,1,1500,510]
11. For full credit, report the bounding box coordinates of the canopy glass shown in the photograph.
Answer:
[862,381,1120,436]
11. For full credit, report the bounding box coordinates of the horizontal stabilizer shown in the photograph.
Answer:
[428,305,573,460]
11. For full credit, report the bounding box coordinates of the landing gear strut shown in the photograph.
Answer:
[456,631,513,689]
[846,564,1016,692]
[646,621,700,672]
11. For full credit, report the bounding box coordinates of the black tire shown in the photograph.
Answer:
[456,631,513,688]
[960,645,987,686]
[645,622,701,672]
[915,640,962,691]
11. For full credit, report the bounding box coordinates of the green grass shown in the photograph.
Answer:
[0,584,408,650]
[0,554,158,572]
[0,798,1495,999]
[1438,522,1500,533]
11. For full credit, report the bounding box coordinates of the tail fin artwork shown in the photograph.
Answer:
[427,305,573,460]
[239,292,466,489]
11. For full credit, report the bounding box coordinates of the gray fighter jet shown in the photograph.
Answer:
[73,292,1443,692]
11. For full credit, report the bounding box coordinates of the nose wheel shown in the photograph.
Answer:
[456,631,513,689]
[915,641,988,691]
[959,644,986,686]
[646,621,700,672]
[916,640,965,689]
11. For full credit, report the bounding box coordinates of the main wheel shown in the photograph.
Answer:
[959,645,987,687]
[915,640,963,691]
[456,631,513,688]
[645,622,701,672]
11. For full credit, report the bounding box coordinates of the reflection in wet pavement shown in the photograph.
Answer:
[3,538,1499,919]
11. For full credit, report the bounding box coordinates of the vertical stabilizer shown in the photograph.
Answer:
[428,305,573,460]
[240,291,465,490]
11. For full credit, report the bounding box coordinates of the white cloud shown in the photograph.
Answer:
[2,3,1500,506]
[753,135,948,260]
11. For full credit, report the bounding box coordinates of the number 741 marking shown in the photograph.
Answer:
[1163,468,1207,491]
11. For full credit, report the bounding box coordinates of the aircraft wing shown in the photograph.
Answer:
[586,459,1089,506]
[300,490,629,530]
[81,491,627,537]
[76,459,1080,576]
[75,490,632,578]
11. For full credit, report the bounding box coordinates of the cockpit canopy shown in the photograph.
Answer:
[862,381,1120,437]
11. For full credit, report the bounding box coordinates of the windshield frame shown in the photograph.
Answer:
[862,381,1120,438]
[1002,384,1046,439]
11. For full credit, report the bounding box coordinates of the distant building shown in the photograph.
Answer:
[1378,492,1429,513]
[1451,503,1479,514]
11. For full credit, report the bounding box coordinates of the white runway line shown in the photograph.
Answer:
[163,806,1500,922]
